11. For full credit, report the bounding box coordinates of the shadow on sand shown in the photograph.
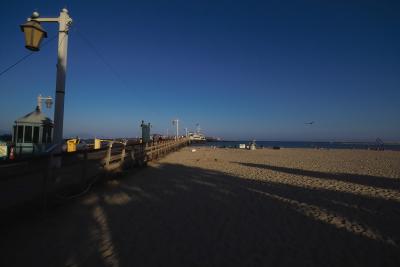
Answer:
[235,162,400,191]
[1,162,400,266]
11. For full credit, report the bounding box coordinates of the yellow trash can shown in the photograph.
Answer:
[94,138,101,150]
[67,139,77,152]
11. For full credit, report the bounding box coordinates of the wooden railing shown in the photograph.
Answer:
[101,137,190,171]
[0,137,190,212]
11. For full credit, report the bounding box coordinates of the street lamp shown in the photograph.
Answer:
[20,9,72,158]
[20,14,47,51]
[37,94,53,111]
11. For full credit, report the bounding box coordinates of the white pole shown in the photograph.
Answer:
[24,9,72,165]
[53,8,71,152]
[177,120,179,139]
[37,94,42,111]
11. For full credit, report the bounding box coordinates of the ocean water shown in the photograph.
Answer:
[198,141,400,151]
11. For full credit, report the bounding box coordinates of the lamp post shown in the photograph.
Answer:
[20,8,72,155]
[37,94,53,111]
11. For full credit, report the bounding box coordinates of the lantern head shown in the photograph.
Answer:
[20,20,47,51]
[45,97,53,108]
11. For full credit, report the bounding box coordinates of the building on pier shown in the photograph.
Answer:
[12,106,53,156]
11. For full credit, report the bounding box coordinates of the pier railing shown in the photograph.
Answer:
[0,137,190,212]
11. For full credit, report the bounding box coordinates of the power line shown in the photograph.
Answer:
[0,34,58,78]
[0,52,34,78]
[73,26,131,90]
[1,24,131,91]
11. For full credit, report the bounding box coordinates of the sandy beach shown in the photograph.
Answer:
[1,147,400,266]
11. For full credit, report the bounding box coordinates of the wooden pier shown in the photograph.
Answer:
[0,137,191,211]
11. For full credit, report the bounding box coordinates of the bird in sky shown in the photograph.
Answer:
[305,121,315,125]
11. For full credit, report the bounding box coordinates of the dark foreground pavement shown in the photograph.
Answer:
[1,160,400,267]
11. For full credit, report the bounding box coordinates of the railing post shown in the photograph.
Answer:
[137,143,145,166]
[120,140,127,168]
[105,141,113,170]
[130,145,136,164]
[148,143,151,161]
[142,142,146,165]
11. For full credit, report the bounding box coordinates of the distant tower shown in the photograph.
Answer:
[140,120,151,143]
[172,119,179,139]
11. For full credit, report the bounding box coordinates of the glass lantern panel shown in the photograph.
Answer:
[45,98,52,108]
[32,30,44,48]
[23,27,33,47]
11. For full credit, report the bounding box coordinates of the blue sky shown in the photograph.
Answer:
[1,0,399,141]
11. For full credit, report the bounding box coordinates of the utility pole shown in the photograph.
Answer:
[176,119,179,139]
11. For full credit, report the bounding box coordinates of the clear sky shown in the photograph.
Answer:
[1,0,399,141]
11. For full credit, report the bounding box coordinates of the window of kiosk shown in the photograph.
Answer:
[33,127,39,143]
[17,125,23,143]
[24,126,32,143]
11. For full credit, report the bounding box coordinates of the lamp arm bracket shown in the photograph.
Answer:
[29,17,60,23]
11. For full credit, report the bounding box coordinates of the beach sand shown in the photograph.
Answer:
[1,147,400,266]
